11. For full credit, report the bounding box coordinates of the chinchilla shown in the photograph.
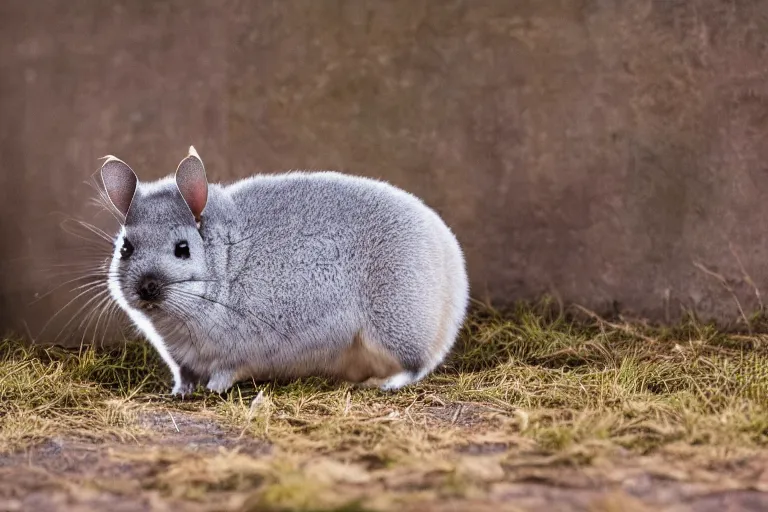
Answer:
[99,146,469,395]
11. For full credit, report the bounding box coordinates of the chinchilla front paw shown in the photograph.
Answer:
[171,365,203,398]
[171,379,196,397]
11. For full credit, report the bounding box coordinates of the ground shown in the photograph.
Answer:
[1,303,767,511]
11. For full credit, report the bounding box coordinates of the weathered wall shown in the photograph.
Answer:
[2,0,768,342]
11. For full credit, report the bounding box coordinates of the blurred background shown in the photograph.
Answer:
[2,1,768,344]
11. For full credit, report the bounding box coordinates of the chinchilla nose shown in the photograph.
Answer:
[137,275,162,302]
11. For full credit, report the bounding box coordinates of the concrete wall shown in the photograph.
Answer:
[2,0,768,342]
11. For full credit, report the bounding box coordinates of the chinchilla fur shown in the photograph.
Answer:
[99,146,469,395]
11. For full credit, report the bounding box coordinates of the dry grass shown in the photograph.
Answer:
[1,302,767,511]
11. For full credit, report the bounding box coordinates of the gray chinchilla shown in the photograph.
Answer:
[99,146,469,395]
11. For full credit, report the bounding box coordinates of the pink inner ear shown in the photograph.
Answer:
[185,184,207,218]
[101,160,137,217]
[176,156,208,219]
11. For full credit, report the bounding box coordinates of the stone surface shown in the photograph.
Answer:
[2,1,768,341]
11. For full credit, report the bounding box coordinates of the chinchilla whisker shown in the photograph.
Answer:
[65,286,111,333]
[40,282,107,330]
[51,288,111,344]
[39,261,110,281]
[90,297,122,349]
[38,254,111,265]
[161,278,219,287]
[160,300,202,350]
[83,292,117,345]
[58,216,114,243]
[73,219,114,243]
[168,286,288,340]
[68,280,109,294]
[165,287,244,317]
[40,284,109,340]
[74,293,112,347]
[59,220,114,246]
[75,174,124,225]
[42,267,109,279]
[101,305,123,347]
[91,300,119,348]
[91,190,124,223]
[30,275,106,305]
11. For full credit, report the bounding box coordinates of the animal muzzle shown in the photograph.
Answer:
[137,274,163,303]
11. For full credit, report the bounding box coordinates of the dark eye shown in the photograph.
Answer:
[175,240,190,259]
[120,239,134,260]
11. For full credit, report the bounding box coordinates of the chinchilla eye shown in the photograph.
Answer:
[120,239,134,260]
[175,240,190,259]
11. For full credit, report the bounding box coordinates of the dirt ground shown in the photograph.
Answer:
[2,407,768,512]
[2,306,767,511]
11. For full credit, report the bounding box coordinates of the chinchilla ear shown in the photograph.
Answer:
[175,145,208,222]
[100,156,138,218]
